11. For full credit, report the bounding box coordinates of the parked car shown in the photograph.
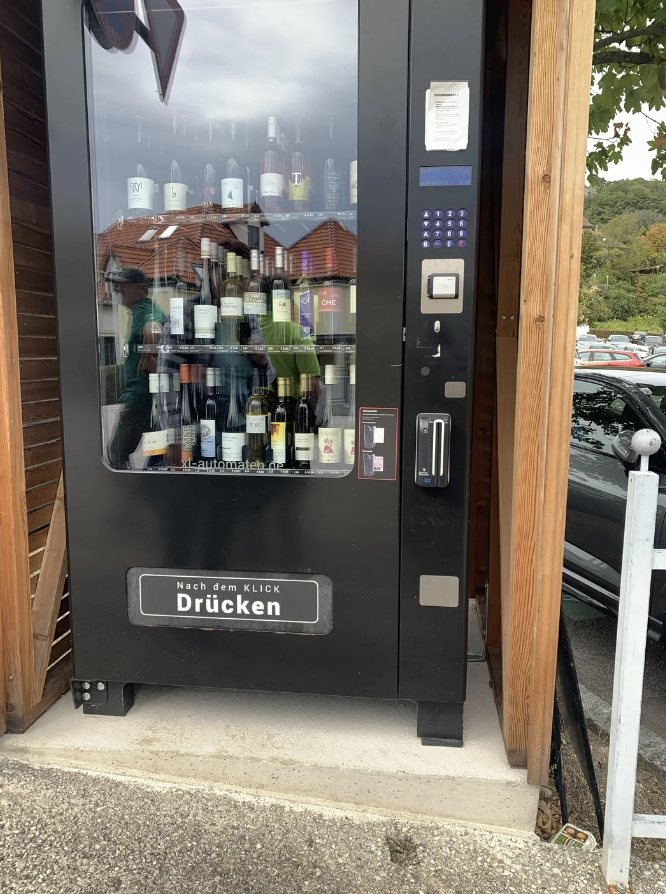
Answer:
[565,368,666,640]
[645,335,664,350]
[577,349,644,368]
[607,334,632,345]
[644,354,666,369]
[632,331,648,344]
[577,334,600,346]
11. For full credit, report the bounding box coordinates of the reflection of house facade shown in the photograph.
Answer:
[96,204,357,364]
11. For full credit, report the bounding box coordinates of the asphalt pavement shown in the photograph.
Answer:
[563,595,666,750]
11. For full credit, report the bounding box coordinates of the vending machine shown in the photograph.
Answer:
[41,0,484,745]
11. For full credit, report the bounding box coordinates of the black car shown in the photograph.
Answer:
[565,369,666,640]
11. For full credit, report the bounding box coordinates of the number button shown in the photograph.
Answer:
[457,208,468,217]
[434,209,444,218]
[445,218,456,228]
[458,219,468,229]
[458,229,467,238]
[433,229,443,239]
[445,239,454,248]
[446,208,456,217]
[445,229,455,238]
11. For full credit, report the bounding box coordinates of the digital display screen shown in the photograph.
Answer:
[419,165,473,187]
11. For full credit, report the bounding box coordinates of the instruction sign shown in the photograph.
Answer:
[425,81,469,152]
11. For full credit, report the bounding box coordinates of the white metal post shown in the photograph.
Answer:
[601,457,659,887]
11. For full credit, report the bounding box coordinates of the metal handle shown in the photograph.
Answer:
[416,413,451,488]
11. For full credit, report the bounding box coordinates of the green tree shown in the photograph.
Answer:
[645,221,666,251]
[584,178,666,225]
[590,3,666,180]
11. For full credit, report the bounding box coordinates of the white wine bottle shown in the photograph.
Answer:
[219,252,243,345]
[164,159,188,211]
[318,365,342,464]
[245,368,269,467]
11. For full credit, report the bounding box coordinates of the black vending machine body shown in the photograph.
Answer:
[41,0,484,742]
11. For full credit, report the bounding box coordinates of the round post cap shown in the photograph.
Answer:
[631,429,662,457]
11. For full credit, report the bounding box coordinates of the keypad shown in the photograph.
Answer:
[419,209,472,250]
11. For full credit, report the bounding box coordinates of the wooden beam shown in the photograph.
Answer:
[5,655,71,734]
[32,472,67,698]
[0,56,34,727]
[526,0,595,784]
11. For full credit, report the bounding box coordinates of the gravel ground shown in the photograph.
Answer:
[1,757,664,894]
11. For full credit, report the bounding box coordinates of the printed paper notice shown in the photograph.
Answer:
[425,81,469,152]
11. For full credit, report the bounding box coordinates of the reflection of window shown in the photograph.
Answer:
[571,380,645,456]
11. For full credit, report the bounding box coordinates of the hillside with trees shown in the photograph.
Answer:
[580,179,666,333]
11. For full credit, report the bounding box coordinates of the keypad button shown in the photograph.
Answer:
[458,229,467,238]
[457,239,467,248]
[446,208,456,217]
[421,230,432,239]
[434,209,444,218]
[445,218,456,228]
[458,208,468,218]
[445,229,455,238]
[433,229,443,239]
[422,209,432,218]
[458,218,468,228]
[445,239,454,248]
[421,239,431,249]
[433,239,443,248]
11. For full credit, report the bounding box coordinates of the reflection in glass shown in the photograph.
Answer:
[87,0,358,476]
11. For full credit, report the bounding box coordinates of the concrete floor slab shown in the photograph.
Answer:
[0,663,538,833]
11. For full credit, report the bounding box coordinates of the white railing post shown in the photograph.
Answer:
[601,429,662,890]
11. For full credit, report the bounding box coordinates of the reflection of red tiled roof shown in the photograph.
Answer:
[288,219,356,279]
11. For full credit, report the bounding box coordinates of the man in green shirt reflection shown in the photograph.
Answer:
[259,316,322,404]
[106,266,166,469]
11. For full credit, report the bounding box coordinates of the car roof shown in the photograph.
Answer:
[575,368,666,386]
[578,348,636,355]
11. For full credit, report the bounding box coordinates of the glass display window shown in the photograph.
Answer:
[86,0,358,476]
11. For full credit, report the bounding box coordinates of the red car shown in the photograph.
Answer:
[577,349,644,368]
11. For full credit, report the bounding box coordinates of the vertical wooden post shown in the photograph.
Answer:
[0,64,35,722]
[503,0,594,784]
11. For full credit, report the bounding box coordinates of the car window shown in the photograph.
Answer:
[571,380,646,456]
[611,352,631,360]
[592,352,612,361]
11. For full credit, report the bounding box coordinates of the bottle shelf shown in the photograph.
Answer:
[142,210,357,226]
[138,343,356,355]
[141,464,352,477]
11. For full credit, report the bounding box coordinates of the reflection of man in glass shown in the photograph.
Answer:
[106,266,166,469]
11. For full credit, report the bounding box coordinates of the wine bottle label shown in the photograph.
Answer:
[272,290,291,323]
[295,432,314,461]
[260,172,284,197]
[221,177,243,208]
[344,428,355,465]
[164,182,187,211]
[271,421,287,464]
[142,430,167,456]
[350,284,357,314]
[325,173,342,209]
[222,431,245,462]
[349,160,357,205]
[159,373,170,392]
[318,427,341,464]
[170,295,185,335]
[297,290,314,334]
[194,304,218,340]
[220,294,243,317]
[244,291,267,316]
[246,415,267,434]
[349,363,356,385]
[288,174,311,202]
[324,365,338,385]
[181,423,197,460]
[200,420,216,458]
[127,176,154,210]
[319,287,341,312]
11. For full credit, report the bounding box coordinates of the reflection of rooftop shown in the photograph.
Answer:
[96,203,357,297]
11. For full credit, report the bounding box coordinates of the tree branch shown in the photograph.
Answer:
[593,50,658,66]
[594,23,666,52]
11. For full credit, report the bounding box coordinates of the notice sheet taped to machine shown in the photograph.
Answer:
[127,568,332,635]
[358,408,399,480]
[425,81,469,151]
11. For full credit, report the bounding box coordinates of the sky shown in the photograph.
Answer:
[589,107,660,182]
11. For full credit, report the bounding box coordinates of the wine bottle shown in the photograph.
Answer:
[143,373,168,468]
[200,367,218,461]
[295,373,315,470]
[343,362,356,465]
[260,117,284,213]
[318,365,341,464]
[349,159,357,207]
[179,364,197,465]
[293,250,315,336]
[222,154,244,211]
[243,126,255,205]
[169,283,186,345]
[317,246,343,344]
[271,378,292,468]
[221,365,245,465]
[244,250,268,317]
[194,238,218,344]
[270,246,291,346]
[202,163,217,206]
[323,114,342,212]
[127,117,154,217]
[245,367,269,467]
[164,159,188,212]
[288,122,311,212]
[219,252,243,345]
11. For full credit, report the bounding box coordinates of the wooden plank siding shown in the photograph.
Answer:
[0,0,70,728]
